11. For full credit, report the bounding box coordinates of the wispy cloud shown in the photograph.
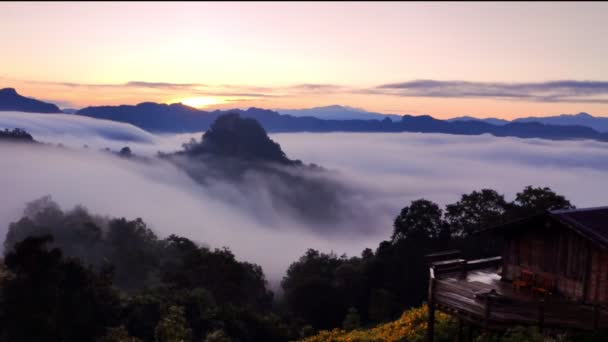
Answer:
[374,80,608,103]
[125,81,207,89]
[9,78,347,98]
[289,83,347,92]
[23,80,207,90]
[8,75,608,106]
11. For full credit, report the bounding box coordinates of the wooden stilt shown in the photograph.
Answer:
[483,296,492,333]
[538,299,545,333]
[457,316,463,342]
[428,269,436,342]
[593,304,600,331]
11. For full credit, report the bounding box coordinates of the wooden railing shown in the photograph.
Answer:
[425,250,462,265]
[427,257,608,342]
[432,256,502,277]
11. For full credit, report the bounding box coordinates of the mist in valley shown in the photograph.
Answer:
[1,111,608,284]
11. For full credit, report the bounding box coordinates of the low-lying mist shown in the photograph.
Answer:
[2,111,608,284]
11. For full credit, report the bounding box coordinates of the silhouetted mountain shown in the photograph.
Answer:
[176,112,296,165]
[277,105,402,121]
[76,102,608,141]
[447,116,509,126]
[514,112,608,133]
[162,113,363,225]
[449,113,608,133]
[0,88,62,113]
[77,102,212,132]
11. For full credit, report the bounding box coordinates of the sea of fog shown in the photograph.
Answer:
[1,111,608,285]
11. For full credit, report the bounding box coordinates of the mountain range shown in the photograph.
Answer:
[278,106,608,134]
[447,116,510,126]
[276,105,402,121]
[448,112,608,133]
[73,104,608,141]
[2,88,608,141]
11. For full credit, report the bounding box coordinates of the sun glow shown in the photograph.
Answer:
[177,97,222,108]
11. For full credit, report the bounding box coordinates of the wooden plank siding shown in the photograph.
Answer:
[502,224,600,302]
[587,248,608,303]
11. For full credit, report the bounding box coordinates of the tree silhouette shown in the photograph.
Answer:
[513,185,575,216]
[445,189,510,236]
[392,199,446,242]
[0,235,120,341]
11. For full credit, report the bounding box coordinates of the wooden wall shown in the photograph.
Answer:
[501,223,600,302]
[587,248,608,303]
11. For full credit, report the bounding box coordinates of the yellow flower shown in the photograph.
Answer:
[294,304,455,342]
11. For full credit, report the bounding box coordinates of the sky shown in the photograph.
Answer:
[2,2,608,119]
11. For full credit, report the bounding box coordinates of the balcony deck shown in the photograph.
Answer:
[428,257,608,339]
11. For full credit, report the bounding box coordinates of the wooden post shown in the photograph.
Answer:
[457,316,464,342]
[483,296,492,333]
[428,270,436,342]
[593,304,600,330]
[538,299,545,333]
[467,324,473,342]
[460,260,468,280]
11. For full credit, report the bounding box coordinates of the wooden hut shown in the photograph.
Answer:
[426,207,608,341]
[499,207,608,303]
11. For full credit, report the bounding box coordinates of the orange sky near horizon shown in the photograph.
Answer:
[2,2,608,119]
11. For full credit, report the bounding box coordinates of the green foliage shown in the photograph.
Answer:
[154,306,192,342]
[3,196,287,341]
[160,235,273,310]
[119,146,133,157]
[476,326,570,342]
[573,330,608,342]
[368,288,397,323]
[342,307,361,331]
[204,330,232,342]
[445,189,510,237]
[498,326,545,342]
[392,199,446,242]
[281,249,361,329]
[97,326,143,342]
[0,235,121,341]
[5,196,161,291]
[0,127,35,142]
[514,186,575,216]
[299,325,315,339]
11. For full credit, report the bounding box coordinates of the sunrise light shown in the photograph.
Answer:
[176,97,222,108]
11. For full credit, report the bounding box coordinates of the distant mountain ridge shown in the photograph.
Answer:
[76,102,608,141]
[447,116,510,126]
[448,112,608,133]
[513,112,608,133]
[0,88,62,113]
[277,105,402,121]
[2,88,608,142]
